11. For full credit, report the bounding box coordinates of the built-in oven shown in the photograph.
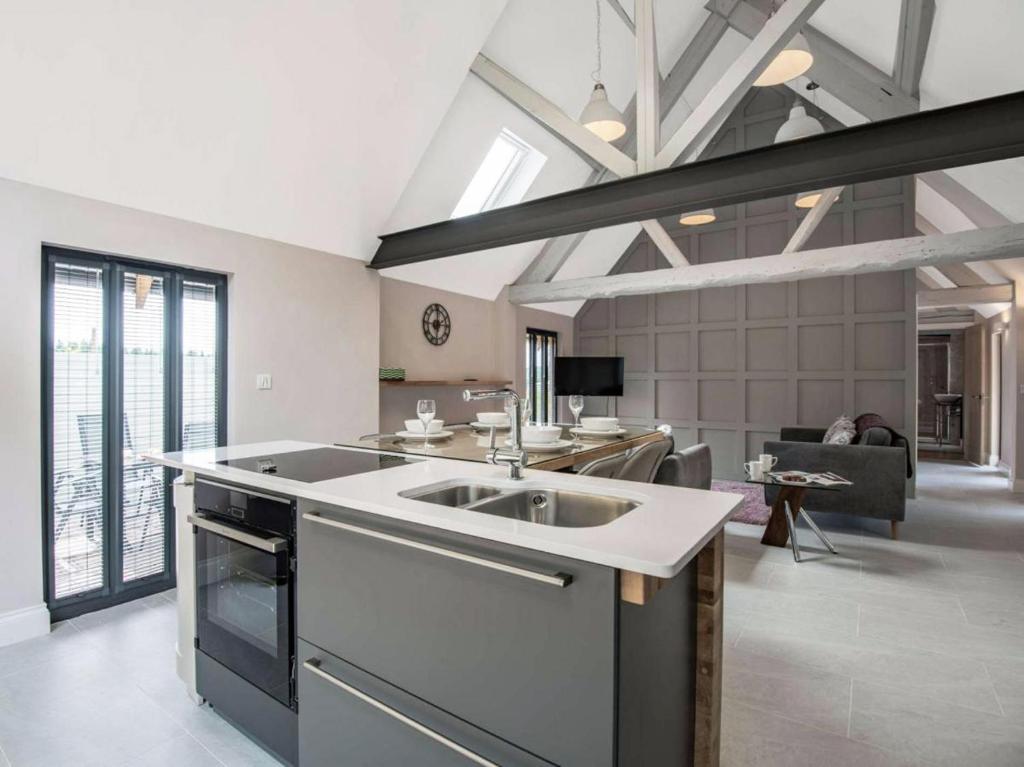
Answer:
[191,480,296,712]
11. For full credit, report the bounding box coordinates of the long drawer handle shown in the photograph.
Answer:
[303,659,499,767]
[188,512,288,554]
[302,512,572,588]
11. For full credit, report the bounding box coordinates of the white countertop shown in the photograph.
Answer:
[145,440,741,578]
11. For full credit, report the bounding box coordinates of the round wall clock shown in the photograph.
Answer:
[422,303,451,346]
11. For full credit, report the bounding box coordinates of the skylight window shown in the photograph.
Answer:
[451,129,546,218]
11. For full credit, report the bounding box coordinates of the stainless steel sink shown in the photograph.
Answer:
[401,482,639,528]
[399,483,503,507]
[469,489,637,527]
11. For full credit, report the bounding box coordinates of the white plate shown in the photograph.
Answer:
[471,421,510,431]
[504,438,575,452]
[569,427,628,437]
[395,430,455,440]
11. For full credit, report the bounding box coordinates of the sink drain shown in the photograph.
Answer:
[530,494,548,508]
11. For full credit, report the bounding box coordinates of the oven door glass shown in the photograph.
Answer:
[195,523,292,707]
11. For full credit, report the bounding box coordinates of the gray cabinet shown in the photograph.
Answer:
[298,501,617,767]
[298,640,551,767]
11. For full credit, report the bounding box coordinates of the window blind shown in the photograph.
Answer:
[121,272,167,583]
[182,280,220,450]
[51,263,106,599]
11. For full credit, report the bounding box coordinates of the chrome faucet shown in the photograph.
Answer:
[463,388,528,479]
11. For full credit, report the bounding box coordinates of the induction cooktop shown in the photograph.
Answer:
[217,447,419,483]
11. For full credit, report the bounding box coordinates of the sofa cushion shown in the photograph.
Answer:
[859,426,894,447]
[823,415,856,445]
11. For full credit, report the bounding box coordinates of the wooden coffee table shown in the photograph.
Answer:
[746,475,846,562]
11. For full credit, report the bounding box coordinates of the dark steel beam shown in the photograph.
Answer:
[370,91,1024,270]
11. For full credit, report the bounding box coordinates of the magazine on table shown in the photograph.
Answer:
[768,470,852,486]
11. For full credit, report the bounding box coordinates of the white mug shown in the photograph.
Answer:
[759,454,778,472]
[744,461,764,481]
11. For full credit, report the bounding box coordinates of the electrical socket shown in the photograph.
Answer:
[256,374,272,390]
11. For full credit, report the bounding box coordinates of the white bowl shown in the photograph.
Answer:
[580,417,619,432]
[404,419,444,434]
[522,425,562,444]
[476,412,510,425]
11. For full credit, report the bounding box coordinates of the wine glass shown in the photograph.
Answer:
[417,399,436,450]
[569,395,585,445]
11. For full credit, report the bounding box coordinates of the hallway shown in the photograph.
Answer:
[722,459,1024,766]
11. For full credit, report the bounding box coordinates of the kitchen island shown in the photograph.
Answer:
[146,440,740,767]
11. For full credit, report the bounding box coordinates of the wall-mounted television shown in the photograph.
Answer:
[554,357,624,397]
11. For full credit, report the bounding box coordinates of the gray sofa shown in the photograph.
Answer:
[763,427,908,539]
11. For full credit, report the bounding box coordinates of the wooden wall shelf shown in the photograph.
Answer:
[379,379,512,388]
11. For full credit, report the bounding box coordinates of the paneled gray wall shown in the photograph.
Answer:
[574,88,918,480]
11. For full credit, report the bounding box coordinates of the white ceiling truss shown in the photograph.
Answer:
[498,0,1017,320]
[510,224,1024,304]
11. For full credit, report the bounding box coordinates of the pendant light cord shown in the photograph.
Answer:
[591,0,603,84]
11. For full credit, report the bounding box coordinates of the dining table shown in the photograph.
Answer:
[336,423,666,472]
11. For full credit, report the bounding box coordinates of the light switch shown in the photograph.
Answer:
[257,374,272,390]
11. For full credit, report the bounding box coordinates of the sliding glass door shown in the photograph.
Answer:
[43,247,227,619]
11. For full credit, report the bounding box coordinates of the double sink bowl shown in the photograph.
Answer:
[399,481,640,528]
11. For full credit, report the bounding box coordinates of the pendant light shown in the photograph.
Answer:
[795,189,840,208]
[679,208,717,226]
[580,0,626,142]
[774,102,824,144]
[753,4,813,87]
[754,32,813,86]
[775,95,831,209]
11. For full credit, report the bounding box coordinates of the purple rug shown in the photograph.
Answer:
[712,480,771,526]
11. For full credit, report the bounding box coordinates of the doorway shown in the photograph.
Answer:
[990,330,1003,467]
[917,331,964,458]
[42,246,227,620]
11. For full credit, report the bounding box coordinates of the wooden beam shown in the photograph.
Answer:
[918,171,1012,229]
[640,220,689,266]
[632,0,691,268]
[919,320,977,331]
[513,16,738,285]
[509,225,1024,303]
[603,0,635,35]
[372,92,1024,269]
[470,54,637,178]
[635,0,659,174]
[663,9,733,120]
[717,2,920,121]
[919,264,958,289]
[656,0,826,169]
[894,0,936,98]
[694,530,724,767]
[782,186,843,253]
[514,228,592,285]
[918,284,1014,309]
[916,268,945,290]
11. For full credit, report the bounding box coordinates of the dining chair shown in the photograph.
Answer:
[654,443,713,490]
[616,438,673,484]
[577,453,627,478]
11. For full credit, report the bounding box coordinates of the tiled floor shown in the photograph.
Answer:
[0,459,1020,766]
[722,459,1024,767]
[0,591,278,766]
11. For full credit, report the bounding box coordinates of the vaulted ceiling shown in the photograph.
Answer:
[0,0,1020,315]
[0,0,506,259]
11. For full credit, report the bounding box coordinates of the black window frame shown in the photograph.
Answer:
[41,244,228,621]
[525,327,558,424]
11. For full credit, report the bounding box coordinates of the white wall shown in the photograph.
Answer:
[0,176,380,629]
